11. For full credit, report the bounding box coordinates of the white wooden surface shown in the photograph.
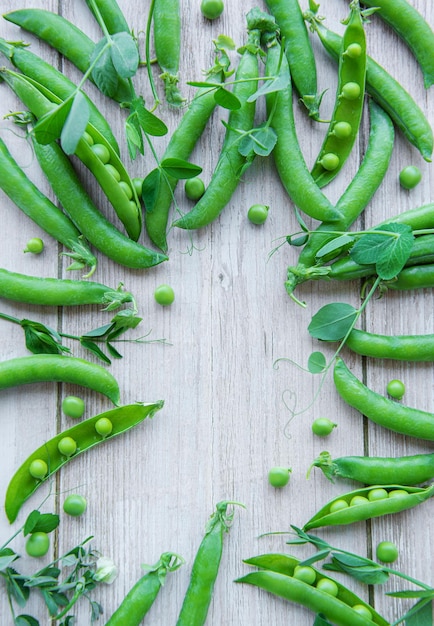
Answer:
[0,0,433,624]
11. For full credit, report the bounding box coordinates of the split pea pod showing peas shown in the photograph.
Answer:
[333,357,434,440]
[106,552,184,625]
[0,136,97,276]
[176,501,242,625]
[5,402,163,523]
[0,69,142,240]
[0,354,121,405]
[3,9,132,104]
[0,38,119,154]
[32,138,168,269]
[0,267,133,309]
[311,450,434,486]
[305,9,433,161]
[303,483,434,531]
[264,0,323,120]
[236,554,388,626]
[359,0,434,89]
[311,1,367,188]
[173,9,274,231]
[263,32,342,224]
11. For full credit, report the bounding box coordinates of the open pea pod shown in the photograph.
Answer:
[303,483,434,531]
[5,401,163,523]
[237,553,388,625]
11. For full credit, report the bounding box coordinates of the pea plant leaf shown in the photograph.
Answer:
[79,339,112,364]
[0,548,18,572]
[60,91,90,155]
[125,113,144,159]
[141,167,162,214]
[315,234,355,260]
[32,99,72,145]
[247,67,290,102]
[308,351,327,373]
[130,97,168,136]
[238,124,277,157]
[20,320,70,356]
[391,598,433,626]
[14,616,39,626]
[91,37,119,97]
[160,157,202,179]
[323,555,389,585]
[110,32,139,79]
[350,223,414,279]
[214,86,241,110]
[308,303,358,341]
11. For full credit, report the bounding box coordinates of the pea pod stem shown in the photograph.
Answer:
[5,402,163,523]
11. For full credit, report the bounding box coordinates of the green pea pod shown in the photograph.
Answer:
[344,328,434,361]
[311,1,367,187]
[359,0,434,89]
[0,268,134,309]
[106,552,184,625]
[0,136,97,277]
[154,0,185,107]
[384,263,434,291]
[5,401,163,523]
[237,553,388,626]
[176,500,243,625]
[311,450,434,486]
[84,0,130,34]
[0,38,120,154]
[32,138,167,269]
[334,356,434,440]
[305,9,433,161]
[303,484,434,531]
[0,68,142,240]
[3,8,132,103]
[0,354,121,405]
[377,203,434,231]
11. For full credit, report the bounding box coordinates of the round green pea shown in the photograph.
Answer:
[341,82,361,100]
[399,165,422,189]
[368,488,389,502]
[268,466,291,488]
[95,417,113,437]
[345,43,362,58]
[24,237,44,254]
[62,396,85,419]
[63,494,87,517]
[132,177,144,197]
[201,0,224,20]
[91,143,110,164]
[350,495,370,507]
[316,578,339,596]
[83,131,94,146]
[293,565,316,585]
[320,153,340,171]
[57,436,77,457]
[118,180,133,199]
[376,541,399,563]
[104,163,121,181]
[311,418,337,437]
[352,604,372,619]
[332,121,352,139]
[247,204,269,225]
[388,489,409,499]
[29,459,48,480]
[154,284,175,306]
[26,531,50,557]
[329,499,349,513]
[387,379,406,400]
[185,177,206,201]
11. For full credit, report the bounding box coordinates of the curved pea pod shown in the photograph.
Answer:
[5,401,163,523]
[303,483,434,531]
[236,554,388,626]
[344,328,434,361]
[83,0,130,34]
[311,450,434,486]
[0,354,121,405]
[334,356,434,440]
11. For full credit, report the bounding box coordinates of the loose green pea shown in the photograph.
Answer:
[341,82,361,100]
[399,165,422,189]
[185,177,206,201]
[29,459,48,480]
[268,466,291,488]
[387,379,406,400]
[154,284,175,306]
[368,488,389,502]
[376,541,399,563]
[320,153,340,171]
[63,494,87,517]
[293,565,316,585]
[332,121,352,139]
[91,143,111,164]
[105,163,121,181]
[247,204,269,225]
[311,418,337,437]
[24,237,44,254]
[62,396,85,419]
[95,417,113,437]
[26,531,50,557]
[201,0,224,20]
[349,495,370,506]
[118,180,133,200]
[57,436,77,457]
[329,499,349,513]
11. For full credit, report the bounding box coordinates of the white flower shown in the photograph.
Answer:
[94,556,118,584]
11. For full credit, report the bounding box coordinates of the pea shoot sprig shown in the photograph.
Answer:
[286,526,434,626]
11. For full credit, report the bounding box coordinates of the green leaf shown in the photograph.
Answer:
[131,97,168,136]
[350,224,414,279]
[375,225,414,279]
[315,235,354,259]
[298,548,331,567]
[15,616,40,626]
[32,99,72,144]
[91,37,119,97]
[23,510,41,536]
[60,91,90,155]
[82,323,113,339]
[214,86,241,110]
[79,339,111,364]
[142,167,162,214]
[308,351,327,373]
[398,598,433,626]
[247,68,290,102]
[106,343,123,359]
[324,557,389,585]
[288,234,309,247]
[125,115,144,159]
[111,32,139,79]
[308,303,358,341]
[160,157,202,179]
[7,571,29,607]
[0,548,18,571]
[20,320,69,355]
[239,124,277,157]
[313,614,334,626]
[32,513,60,534]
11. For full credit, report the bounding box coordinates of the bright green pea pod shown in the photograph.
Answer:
[344,328,434,361]
[303,483,434,531]
[106,552,183,625]
[235,554,389,626]
[334,356,434,440]
[5,401,163,523]
[311,2,367,187]
[359,0,434,89]
[237,553,389,626]
[154,0,185,107]
[311,450,434,486]
[84,0,130,34]
[0,354,121,405]
[384,263,434,291]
